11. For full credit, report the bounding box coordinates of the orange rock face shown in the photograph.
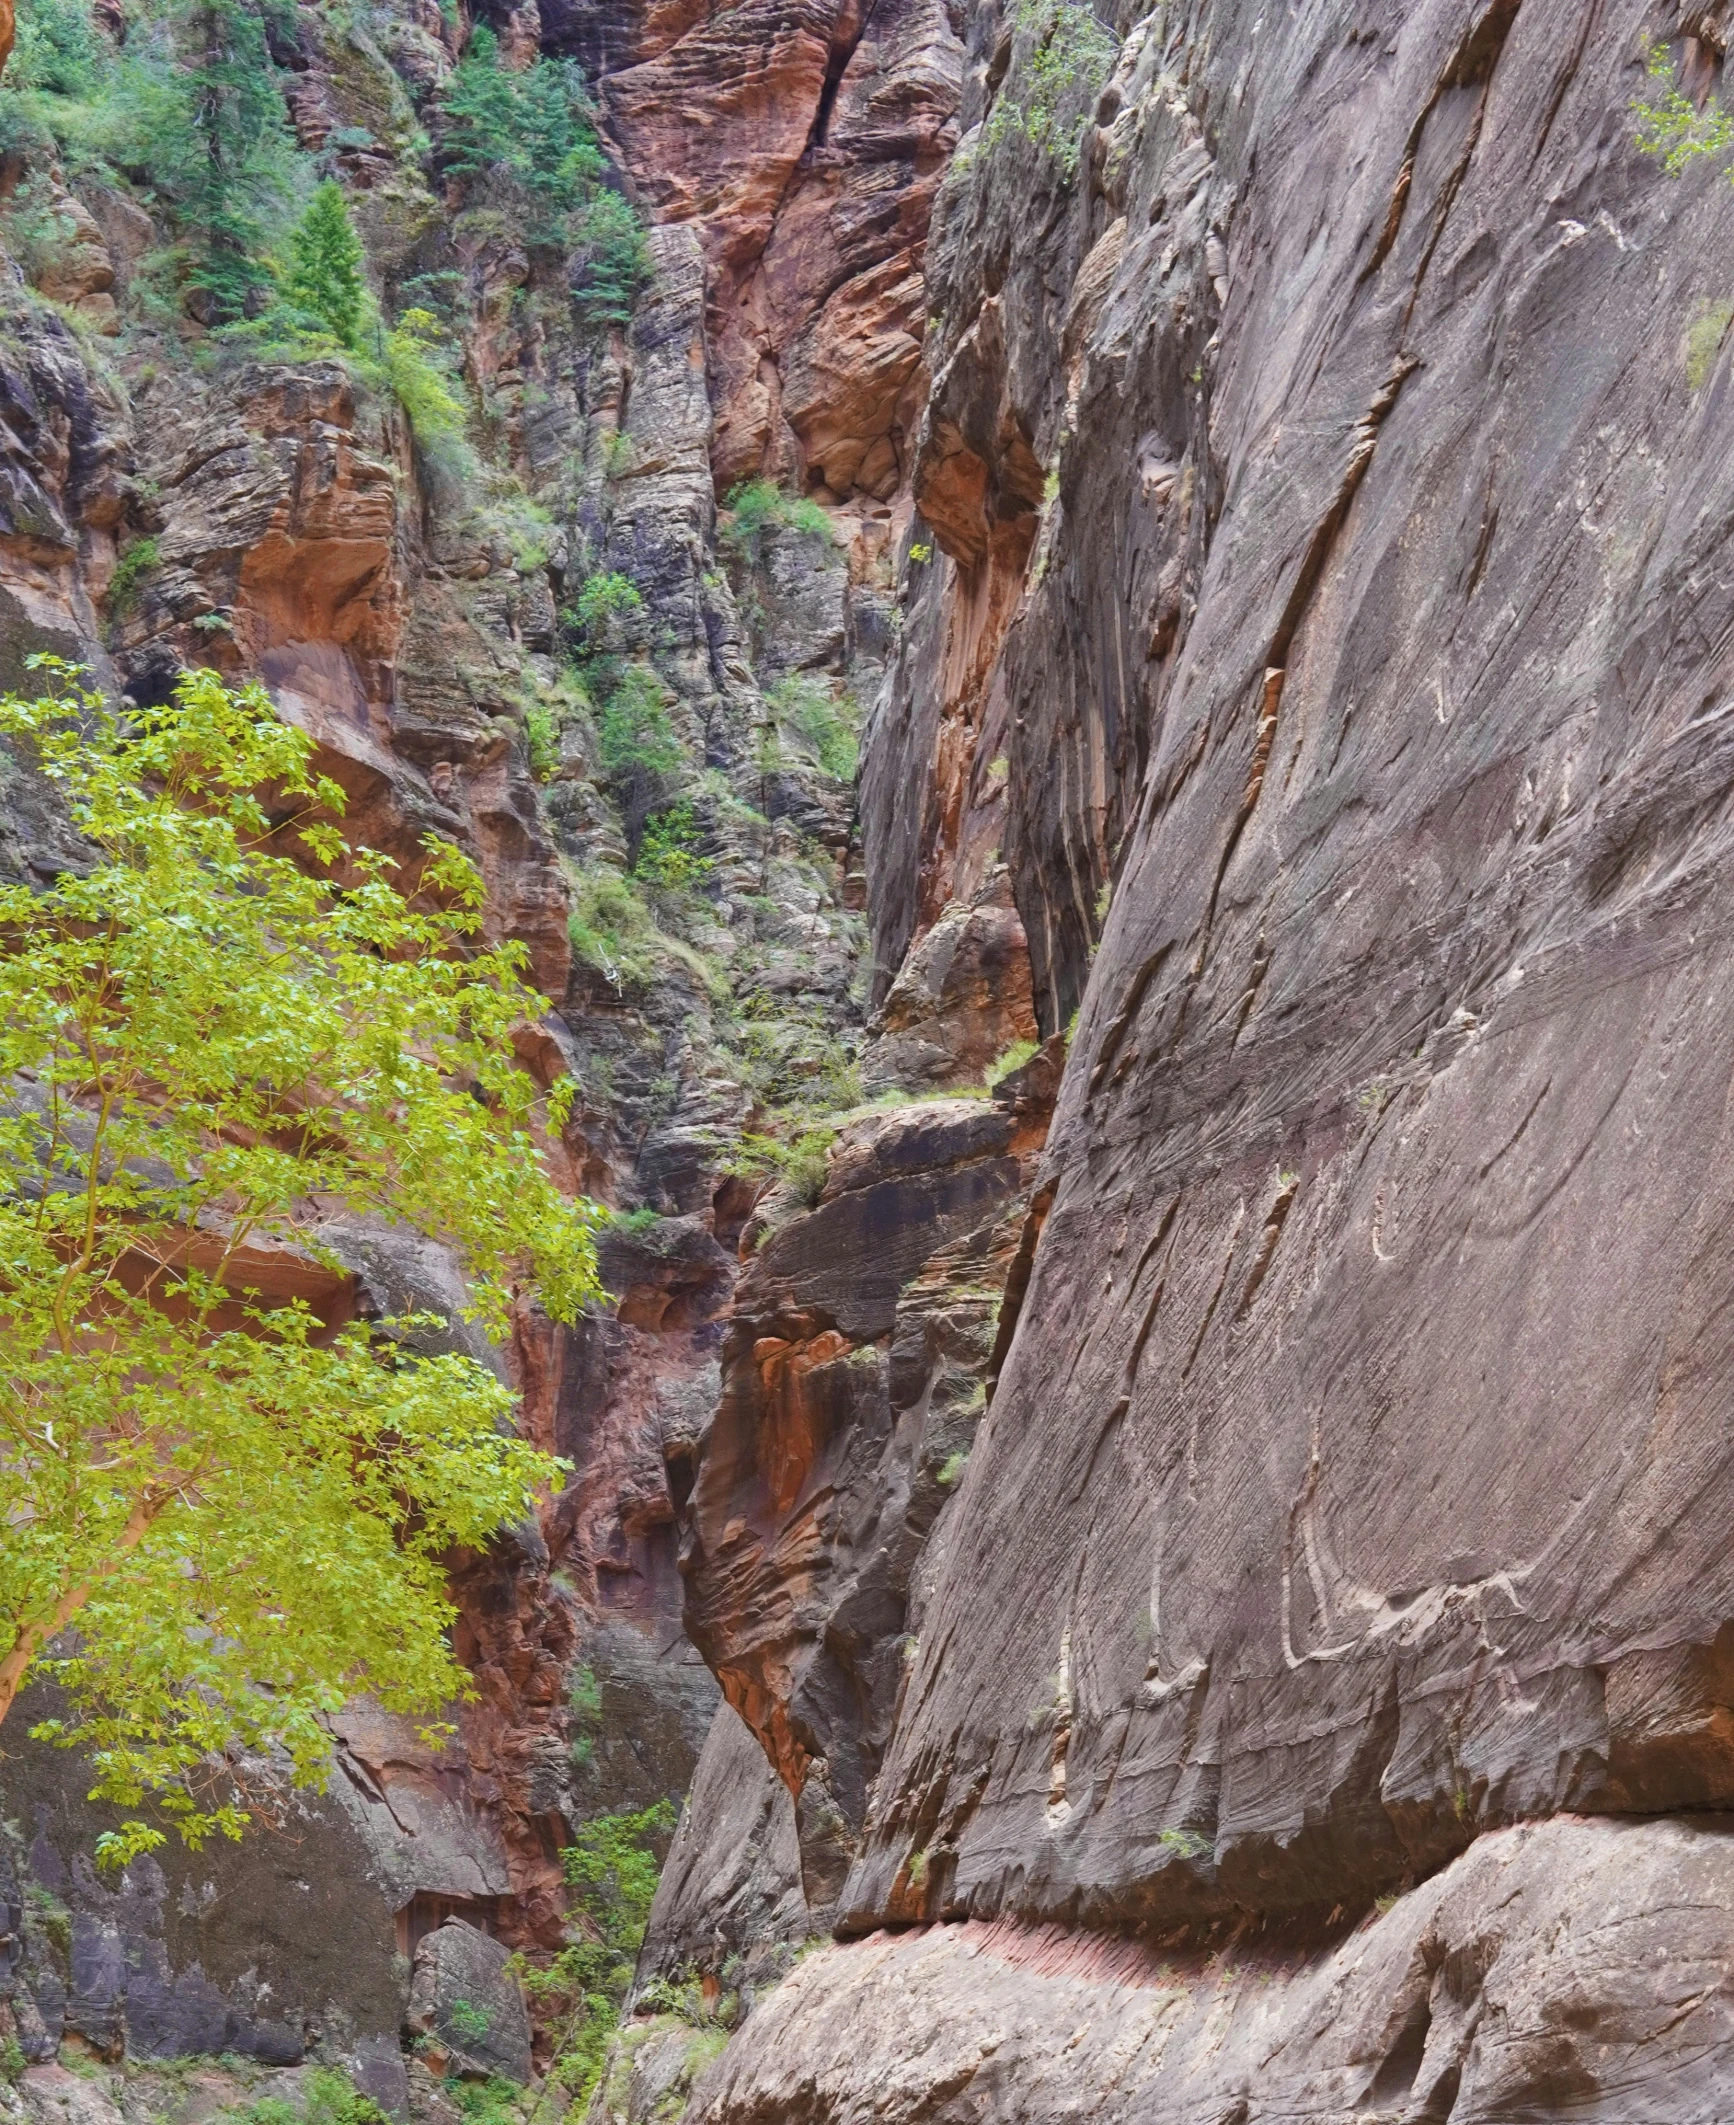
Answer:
[596,0,962,499]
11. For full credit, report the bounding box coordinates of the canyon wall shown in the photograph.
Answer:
[10,0,1734,2120]
[671,0,1734,2115]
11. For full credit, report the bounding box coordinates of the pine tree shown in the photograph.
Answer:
[285,179,365,347]
[152,0,298,323]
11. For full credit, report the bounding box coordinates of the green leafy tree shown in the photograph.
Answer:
[515,1802,675,2106]
[435,24,647,315]
[633,802,712,895]
[9,0,106,98]
[570,191,650,328]
[436,25,603,213]
[0,662,601,1864]
[284,179,366,348]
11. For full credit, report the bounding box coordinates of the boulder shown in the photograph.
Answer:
[405,1922,531,2087]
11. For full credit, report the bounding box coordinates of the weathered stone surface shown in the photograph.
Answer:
[859,881,1036,1093]
[0,1695,404,2069]
[681,1081,1053,1905]
[638,1704,811,1995]
[823,0,1734,1958]
[406,1921,532,2085]
[694,1817,1734,2124]
[574,0,961,499]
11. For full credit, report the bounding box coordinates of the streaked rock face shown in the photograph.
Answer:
[833,0,1734,1949]
[16,0,1734,2114]
[560,0,962,498]
[680,1074,1056,1906]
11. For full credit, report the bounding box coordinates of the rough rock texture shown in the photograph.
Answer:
[681,1064,1057,1910]
[694,1816,1734,2125]
[24,0,1734,2115]
[405,1923,534,2086]
[858,877,1037,1093]
[0,1703,403,2077]
[569,0,965,499]
[825,0,1734,1957]
[0,0,911,2082]
[637,1706,809,1997]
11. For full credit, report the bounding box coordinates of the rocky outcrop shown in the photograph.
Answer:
[832,0,1734,1956]
[25,0,1734,2116]
[555,0,962,502]
[636,1705,809,1998]
[680,1058,1057,1912]
[858,876,1037,1093]
[616,0,1734,2116]
[692,1815,1734,2124]
[405,1922,533,2085]
[0,1702,404,2086]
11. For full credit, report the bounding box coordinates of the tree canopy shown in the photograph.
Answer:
[0,663,600,1865]
[284,179,366,348]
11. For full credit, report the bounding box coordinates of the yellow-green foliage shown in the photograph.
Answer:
[1686,300,1733,390]
[0,662,600,1863]
[515,1802,674,2108]
[965,0,1118,181]
[765,673,859,782]
[381,306,470,456]
[984,1038,1038,1089]
[1633,36,1734,176]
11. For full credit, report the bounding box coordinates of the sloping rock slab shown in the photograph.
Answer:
[692,1815,1734,2124]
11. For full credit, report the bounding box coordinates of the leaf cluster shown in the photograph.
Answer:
[967,0,1118,182]
[764,673,859,783]
[512,1801,675,2110]
[1633,36,1734,177]
[633,801,713,898]
[0,662,600,1860]
[597,665,682,785]
[719,480,835,570]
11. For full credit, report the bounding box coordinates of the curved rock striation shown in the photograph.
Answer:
[836,0,1734,1949]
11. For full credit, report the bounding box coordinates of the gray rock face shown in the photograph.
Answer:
[829,0,1734,1948]
[679,1081,1058,1910]
[405,1922,532,2086]
[0,1700,403,2068]
[693,1816,1734,2125]
[637,1705,811,1998]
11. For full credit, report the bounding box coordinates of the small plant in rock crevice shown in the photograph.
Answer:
[984,1038,1039,1089]
[959,0,1118,183]
[719,479,836,570]
[1685,298,1734,390]
[634,801,713,897]
[1633,36,1734,176]
[107,534,161,615]
[764,673,859,782]
[446,1998,493,2044]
